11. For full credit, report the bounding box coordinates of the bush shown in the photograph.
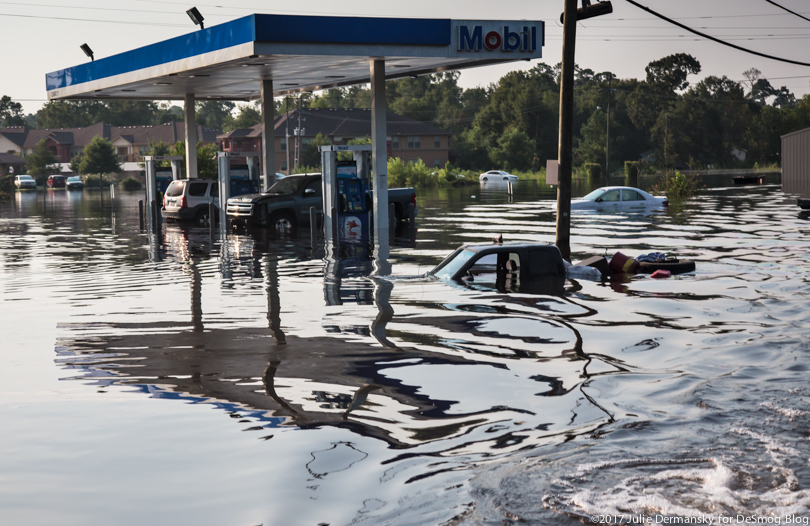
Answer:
[583,163,601,180]
[624,161,641,187]
[83,174,105,188]
[651,170,701,200]
[0,174,14,199]
[121,177,143,191]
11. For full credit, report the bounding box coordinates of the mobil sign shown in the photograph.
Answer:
[454,20,544,57]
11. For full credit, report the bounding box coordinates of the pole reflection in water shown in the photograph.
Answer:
[265,255,286,345]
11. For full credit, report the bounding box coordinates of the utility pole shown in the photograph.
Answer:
[555,0,579,261]
[555,0,613,260]
[285,97,291,175]
[294,96,301,171]
[605,72,611,180]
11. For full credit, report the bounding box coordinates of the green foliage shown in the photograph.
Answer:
[195,101,235,132]
[170,141,218,179]
[624,161,641,186]
[121,177,143,191]
[0,174,15,199]
[223,102,262,132]
[387,158,438,189]
[0,95,25,126]
[79,136,121,176]
[490,126,535,171]
[300,133,333,168]
[583,163,601,180]
[25,140,59,183]
[651,170,701,200]
[83,174,104,187]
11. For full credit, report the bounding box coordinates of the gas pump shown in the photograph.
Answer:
[143,155,183,231]
[216,151,262,226]
[321,144,372,249]
[336,160,370,242]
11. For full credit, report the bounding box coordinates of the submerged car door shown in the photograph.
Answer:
[620,188,646,208]
[299,178,322,225]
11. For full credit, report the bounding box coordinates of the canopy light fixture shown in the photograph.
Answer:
[80,43,94,61]
[186,7,204,29]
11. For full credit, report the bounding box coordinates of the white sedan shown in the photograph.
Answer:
[480,170,519,182]
[562,186,668,210]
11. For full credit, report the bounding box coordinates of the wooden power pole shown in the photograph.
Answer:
[555,0,613,261]
[555,0,579,261]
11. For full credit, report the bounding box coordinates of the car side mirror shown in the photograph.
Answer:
[304,188,315,195]
[595,197,603,202]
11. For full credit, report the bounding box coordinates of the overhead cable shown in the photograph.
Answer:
[623,0,810,67]
[763,0,810,24]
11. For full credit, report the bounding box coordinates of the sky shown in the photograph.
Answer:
[3,0,810,116]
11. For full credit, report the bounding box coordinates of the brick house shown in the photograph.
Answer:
[219,108,453,175]
[0,122,218,177]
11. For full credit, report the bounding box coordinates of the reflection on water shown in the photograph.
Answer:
[1,182,810,524]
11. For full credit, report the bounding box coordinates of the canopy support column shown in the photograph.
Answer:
[261,79,275,191]
[370,58,390,275]
[184,93,199,179]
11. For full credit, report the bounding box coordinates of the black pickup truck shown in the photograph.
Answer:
[225,173,416,230]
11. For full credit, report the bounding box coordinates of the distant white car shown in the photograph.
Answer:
[562,186,668,211]
[480,170,518,182]
[14,175,36,189]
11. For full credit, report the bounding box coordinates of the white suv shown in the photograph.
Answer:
[162,179,219,225]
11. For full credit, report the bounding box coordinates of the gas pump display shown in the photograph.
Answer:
[336,161,369,242]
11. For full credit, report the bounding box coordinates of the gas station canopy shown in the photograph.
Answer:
[46,14,544,101]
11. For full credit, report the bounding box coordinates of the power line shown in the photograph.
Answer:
[763,0,810,24]
[623,0,810,68]
[0,12,188,26]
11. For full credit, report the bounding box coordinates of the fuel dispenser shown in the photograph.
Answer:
[336,160,370,242]
[143,155,184,232]
[216,151,261,225]
[321,145,372,247]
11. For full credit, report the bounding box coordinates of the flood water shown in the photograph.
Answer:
[2,177,809,525]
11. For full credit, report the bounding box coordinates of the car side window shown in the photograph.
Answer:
[622,189,643,201]
[601,189,620,201]
[188,182,208,196]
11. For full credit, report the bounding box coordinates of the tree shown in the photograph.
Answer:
[645,53,701,92]
[222,103,262,132]
[170,141,218,179]
[0,95,25,126]
[299,133,332,169]
[79,136,122,176]
[36,100,106,128]
[196,101,235,131]
[100,100,160,125]
[26,140,59,184]
[490,126,534,171]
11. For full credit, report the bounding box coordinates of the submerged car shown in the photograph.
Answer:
[429,242,566,295]
[46,174,67,188]
[66,176,84,190]
[479,170,519,182]
[564,186,668,211]
[14,175,36,189]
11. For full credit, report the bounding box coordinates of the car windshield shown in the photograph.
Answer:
[67,177,81,182]
[430,248,476,280]
[265,177,308,195]
[20,176,34,181]
[582,188,607,201]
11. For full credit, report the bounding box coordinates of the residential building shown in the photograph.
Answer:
[0,122,219,177]
[219,108,453,175]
